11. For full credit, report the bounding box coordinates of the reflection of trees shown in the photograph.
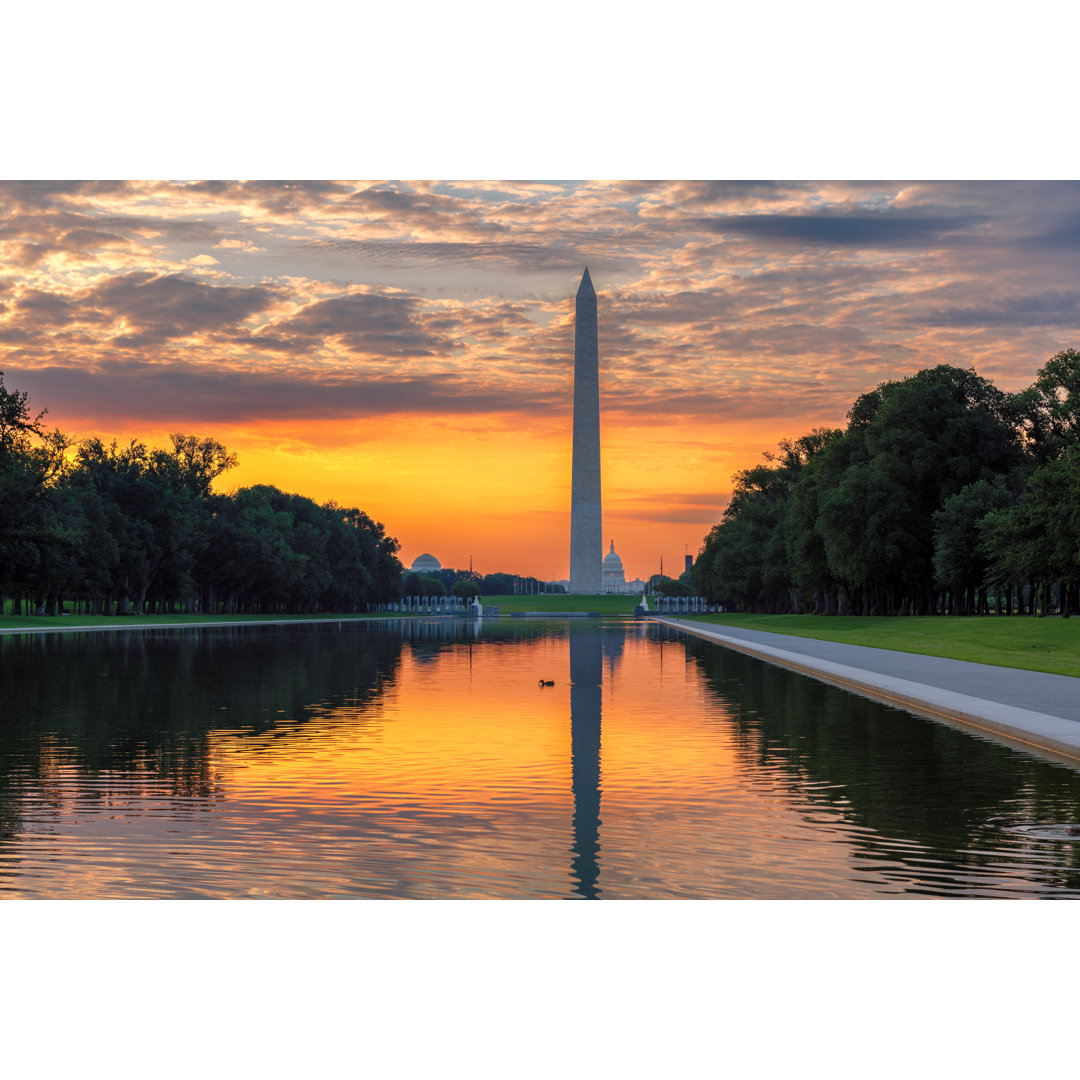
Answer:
[398,616,564,662]
[679,630,1080,895]
[0,622,404,843]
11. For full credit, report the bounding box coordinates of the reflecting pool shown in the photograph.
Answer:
[4,618,1080,898]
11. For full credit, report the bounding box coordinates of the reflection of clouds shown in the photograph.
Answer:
[12,621,1080,897]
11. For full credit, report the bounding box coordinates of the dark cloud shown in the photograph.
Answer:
[601,380,849,423]
[58,227,131,251]
[674,181,800,206]
[318,238,591,273]
[94,213,223,243]
[0,181,130,210]
[82,272,280,346]
[5,242,52,268]
[344,187,488,231]
[13,288,106,328]
[1026,216,1080,251]
[923,290,1080,328]
[697,212,986,246]
[0,199,219,266]
[3,361,545,425]
[611,288,735,326]
[267,293,457,358]
[177,180,351,216]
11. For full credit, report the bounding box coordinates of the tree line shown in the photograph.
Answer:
[402,568,564,597]
[693,351,1080,617]
[0,373,404,617]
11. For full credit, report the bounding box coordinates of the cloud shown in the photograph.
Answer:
[608,491,729,524]
[0,181,130,210]
[265,291,459,358]
[668,180,805,207]
[1026,216,1080,251]
[175,180,354,217]
[317,238,594,273]
[83,272,280,346]
[923,290,1080,328]
[12,288,104,328]
[4,360,550,426]
[3,180,1078,452]
[696,212,986,246]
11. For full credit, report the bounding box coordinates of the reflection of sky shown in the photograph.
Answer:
[10,622,1080,898]
[4,181,1079,577]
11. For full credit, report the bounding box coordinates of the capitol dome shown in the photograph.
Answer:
[602,541,625,592]
[410,553,442,573]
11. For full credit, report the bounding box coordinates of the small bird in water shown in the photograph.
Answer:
[1068,826,1080,837]
[538,679,554,687]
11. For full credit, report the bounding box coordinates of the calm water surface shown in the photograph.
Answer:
[4,618,1080,899]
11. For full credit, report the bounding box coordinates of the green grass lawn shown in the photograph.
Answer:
[0,594,640,632]
[5,599,1076,676]
[675,612,1080,677]
[478,594,639,615]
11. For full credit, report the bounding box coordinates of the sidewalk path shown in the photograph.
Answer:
[654,616,1080,765]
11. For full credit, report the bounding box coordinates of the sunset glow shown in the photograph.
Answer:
[3,180,1078,581]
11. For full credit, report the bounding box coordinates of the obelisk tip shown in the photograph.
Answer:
[577,267,595,298]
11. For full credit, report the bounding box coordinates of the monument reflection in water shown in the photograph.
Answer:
[6,618,1080,898]
[569,624,603,899]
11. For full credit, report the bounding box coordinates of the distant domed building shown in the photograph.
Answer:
[602,541,625,593]
[410,553,442,573]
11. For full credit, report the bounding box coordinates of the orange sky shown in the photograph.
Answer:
[3,181,1079,581]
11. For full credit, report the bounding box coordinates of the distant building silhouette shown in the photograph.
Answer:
[602,541,624,592]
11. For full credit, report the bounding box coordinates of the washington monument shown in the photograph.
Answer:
[569,268,602,594]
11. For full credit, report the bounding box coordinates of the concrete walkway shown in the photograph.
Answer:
[653,616,1080,766]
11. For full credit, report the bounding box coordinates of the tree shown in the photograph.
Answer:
[0,370,47,457]
[649,573,693,597]
[402,572,445,597]
[932,477,1015,614]
[815,366,1023,614]
[785,429,847,613]
[0,373,59,613]
[1015,349,1080,465]
[451,578,482,599]
[0,372,405,617]
[1008,453,1080,616]
[481,572,514,595]
[695,429,838,612]
[155,433,238,497]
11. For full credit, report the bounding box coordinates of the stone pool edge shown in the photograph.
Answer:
[653,615,1080,767]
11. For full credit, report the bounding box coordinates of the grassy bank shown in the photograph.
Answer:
[0,611,394,633]
[478,594,638,615]
[0,594,640,633]
[679,613,1080,677]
